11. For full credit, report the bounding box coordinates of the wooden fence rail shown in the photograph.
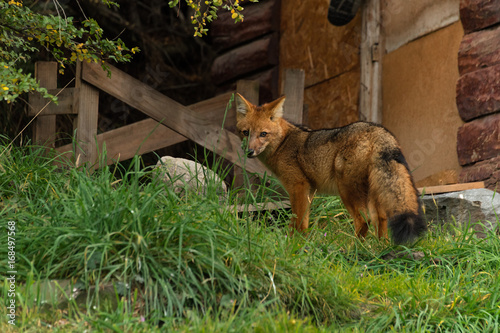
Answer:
[29,61,305,177]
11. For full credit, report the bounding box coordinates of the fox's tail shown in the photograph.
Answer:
[389,211,427,244]
[373,148,427,244]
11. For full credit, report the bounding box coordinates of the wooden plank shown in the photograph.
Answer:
[458,25,500,76]
[56,92,235,164]
[456,64,500,121]
[418,182,485,195]
[304,69,360,128]
[280,0,361,87]
[211,33,279,85]
[281,68,305,124]
[457,113,500,165]
[359,0,382,123]
[28,88,77,116]
[189,92,236,129]
[460,0,500,34]
[75,61,99,168]
[81,62,267,174]
[32,62,57,147]
[383,0,459,53]
[211,0,279,50]
[237,80,259,104]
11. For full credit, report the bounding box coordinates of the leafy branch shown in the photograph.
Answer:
[169,0,258,37]
[0,0,139,103]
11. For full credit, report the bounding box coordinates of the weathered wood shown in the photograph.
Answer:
[281,68,305,124]
[81,62,267,174]
[305,69,359,129]
[57,92,235,164]
[383,0,459,53]
[460,0,500,33]
[74,61,99,168]
[459,155,500,190]
[32,62,57,147]
[456,64,500,121]
[217,67,278,103]
[458,25,500,76]
[236,80,259,104]
[211,0,279,50]
[211,33,279,85]
[456,113,500,165]
[28,88,77,116]
[359,0,382,123]
[418,181,485,195]
[280,0,361,87]
[415,169,458,188]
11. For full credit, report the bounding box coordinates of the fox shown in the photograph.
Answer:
[235,93,427,244]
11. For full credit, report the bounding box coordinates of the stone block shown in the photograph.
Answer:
[422,188,500,238]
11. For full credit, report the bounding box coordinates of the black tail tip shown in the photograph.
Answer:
[389,212,427,245]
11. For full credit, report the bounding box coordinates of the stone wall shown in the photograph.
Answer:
[456,0,500,190]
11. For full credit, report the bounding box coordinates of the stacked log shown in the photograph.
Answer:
[210,0,280,102]
[456,0,500,190]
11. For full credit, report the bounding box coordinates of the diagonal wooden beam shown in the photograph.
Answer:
[55,92,236,165]
[81,62,267,174]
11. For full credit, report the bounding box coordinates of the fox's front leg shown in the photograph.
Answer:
[287,180,312,233]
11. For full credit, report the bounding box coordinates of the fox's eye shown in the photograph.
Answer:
[242,130,249,137]
[260,132,267,137]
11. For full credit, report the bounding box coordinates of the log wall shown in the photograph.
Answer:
[210,0,281,102]
[456,0,500,190]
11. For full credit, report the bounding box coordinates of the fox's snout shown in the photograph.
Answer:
[246,148,256,158]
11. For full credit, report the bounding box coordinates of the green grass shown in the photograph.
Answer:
[1,139,500,332]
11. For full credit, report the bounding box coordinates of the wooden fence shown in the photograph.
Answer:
[29,61,305,177]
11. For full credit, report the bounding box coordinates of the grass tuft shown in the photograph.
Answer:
[1,138,499,331]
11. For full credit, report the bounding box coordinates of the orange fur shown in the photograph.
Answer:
[235,94,427,244]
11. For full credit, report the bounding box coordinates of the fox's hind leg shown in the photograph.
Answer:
[286,180,312,233]
[343,202,369,239]
[368,198,388,240]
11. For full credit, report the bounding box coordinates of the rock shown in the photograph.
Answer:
[155,156,227,197]
[422,188,500,238]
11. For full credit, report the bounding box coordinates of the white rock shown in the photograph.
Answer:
[155,156,227,196]
[422,188,499,238]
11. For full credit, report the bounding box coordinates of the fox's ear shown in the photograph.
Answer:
[268,96,285,120]
[235,93,253,118]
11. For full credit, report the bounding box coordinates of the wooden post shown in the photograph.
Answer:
[74,61,99,168]
[280,68,305,124]
[360,0,383,123]
[233,80,261,188]
[33,62,57,147]
[237,79,259,104]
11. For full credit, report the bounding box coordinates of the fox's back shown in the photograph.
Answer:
[276,122,404,195]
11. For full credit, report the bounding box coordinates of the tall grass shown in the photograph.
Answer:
[1,138,500,332]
